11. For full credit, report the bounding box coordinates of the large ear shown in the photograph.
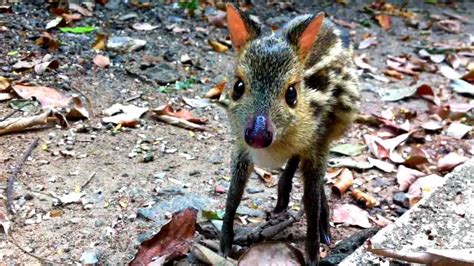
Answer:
[226,4,260,52]
[285,12,325,60]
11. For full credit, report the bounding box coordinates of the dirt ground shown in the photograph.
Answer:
[1,0,473,264]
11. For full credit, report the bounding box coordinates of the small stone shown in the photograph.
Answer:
[95,219,106,227]
[80,249,99,264]
[394,206,408,216]
[143,152,154,162]
[24,193,34,200]
[154,172,166,179]
[107,36,146,53]
[392,192,410,208]
[208,153,223,164]
[215,185,226,194]
[246,187,263,194]
[148,63,180,85]
[189,170,200,176]
[180,54,192,64]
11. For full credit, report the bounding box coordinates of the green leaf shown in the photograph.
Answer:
[202,210,225,220]
[175,77,197,90]
[178,0,198,10]
[157,86,170,93]
[330,144,365,157]
[9,99,40,112]
[59,26,96,34]
[7,50,18,56]
[425,0,437,4]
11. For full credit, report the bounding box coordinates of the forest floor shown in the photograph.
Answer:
[0,0,473,264]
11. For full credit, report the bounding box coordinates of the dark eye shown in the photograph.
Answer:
[232,79,245,100]
[285,86,297,107]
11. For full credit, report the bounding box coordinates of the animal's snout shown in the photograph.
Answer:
[244,115,274,149]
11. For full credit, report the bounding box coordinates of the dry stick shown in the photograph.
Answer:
[6,137,39,214]
[234,208,305,245]
[80,172,96,191]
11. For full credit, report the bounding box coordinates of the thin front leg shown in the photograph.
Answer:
[319,185,331,245]
[220,148,253,257]
[274,155,300,213]
[301,157,326,266]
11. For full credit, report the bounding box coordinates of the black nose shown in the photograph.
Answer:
[244,115,273,149]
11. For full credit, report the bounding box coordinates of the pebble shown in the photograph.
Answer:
[208,153,223,164]
[246,187,263,194]
[148,63,180,84]
[392,192,410,208]
[107,36,146,53]
[215,185,226,194]
[189,170,200,176]
[80,249,99,264]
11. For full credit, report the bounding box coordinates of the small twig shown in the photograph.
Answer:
[235,208,305,245]
[6,137,39,214]
[80,172,96,191]
[124,93,143,103]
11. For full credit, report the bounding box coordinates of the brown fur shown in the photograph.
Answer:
[220,4,360,265]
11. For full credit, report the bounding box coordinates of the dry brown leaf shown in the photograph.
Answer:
[93,54,110,68]
[205,80,226,99]
[154,115,206,131]
[367,157,395,173]
[46,16,63,29]
[191,243,235,266]
[332,203,371,228]
[446,53,460,69]
[35,32,59,51]
[368,214,392,228]
[0,76,11,92]
[130,208,197,265]
[383,69,404,80]
[66,96,90,120]
[103,103,148,127]
[12,60,36,70]
[34,59,60,75]
[152,104,208,124]
[331,168,353,197]
[462,69,474,84]
[132,22,159,31]
[437,152,468,172]
[92,33,108,50]
[396,165,425,191]
[333,18,358,29]
[407,174,444,205]
[446,122,472,139]
[208,39,229,53]
[351,189,378,209]
[0,110,51,135]
[238,242,305,266]
[208,10,227,28]
[375,14,392,30]
[62,13,82,24]
[354,54,377,72]
[12,84,70,109]
[404,146,429,168]
[0,92,15,101]
[254,166,274,186]
[69,3,92,16]
[435,19,461,33]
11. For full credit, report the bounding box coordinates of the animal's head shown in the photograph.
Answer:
[225,4,325,149]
